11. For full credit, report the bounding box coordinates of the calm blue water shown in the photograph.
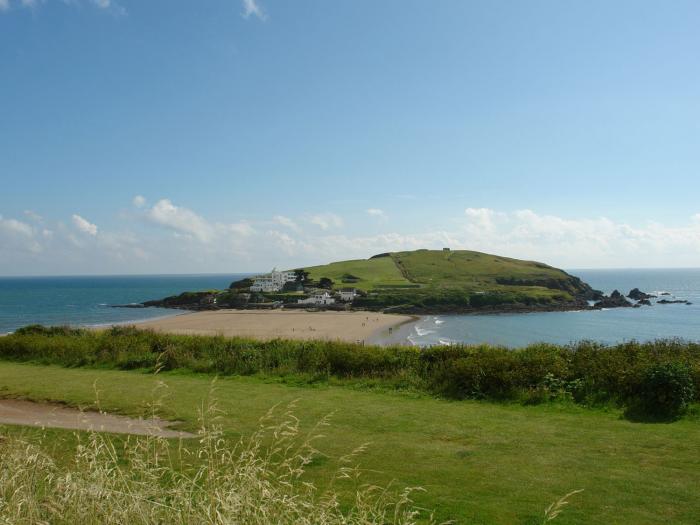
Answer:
[403,269,700,347]
[0,274,252,334]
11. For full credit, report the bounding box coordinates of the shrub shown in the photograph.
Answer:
[630,363,695,420]
[1,327,699,417]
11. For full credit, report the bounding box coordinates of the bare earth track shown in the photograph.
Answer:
[0,399,194,438]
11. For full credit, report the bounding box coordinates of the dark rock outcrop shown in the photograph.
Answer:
[229,278,254,290]
[636,299,652,306]
[657,299,692,305]
[143,291,218,310]
[594,290,633,308]
[628,288,655,301]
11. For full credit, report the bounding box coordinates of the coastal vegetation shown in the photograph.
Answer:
[2,325,698,420]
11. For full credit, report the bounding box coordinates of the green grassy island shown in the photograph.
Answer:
[141,249,608,314]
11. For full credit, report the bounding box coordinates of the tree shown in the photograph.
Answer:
[229,278,254,290]
[294,269,310,283]
[319,277,334,289]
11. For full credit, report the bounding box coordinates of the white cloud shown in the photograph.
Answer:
[309,213,344,230]
[146,199,214,242]
[0,0,125,15]
[23,210,42,222]
[272,215,300,232]
[464,207,498,230]
[4,202,700,275]
[0,215,41,253]
[1,0,123,13]
[132,195,146,208]
[72,214,98,236]
[0,215,34,238]
[366,208,385,218]
[267,230,297,255]
[459,208,700,267]
[226,221,255,237]
[241,0,266,20]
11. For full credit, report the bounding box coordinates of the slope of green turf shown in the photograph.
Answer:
[300,249,594,305]
[303,254,412,291]
[392,250,571,289]
[1,362,698,524]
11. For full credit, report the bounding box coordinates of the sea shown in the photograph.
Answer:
[396,269,700,347]
[0,274,252,335]
[0,269,698,347]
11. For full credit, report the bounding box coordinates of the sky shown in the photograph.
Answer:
[1,0,699,275]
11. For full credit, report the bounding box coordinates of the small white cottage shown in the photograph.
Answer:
[297,291,335,306]
[338,288,357,302]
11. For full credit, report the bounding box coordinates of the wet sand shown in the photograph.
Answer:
[135,309,414,343]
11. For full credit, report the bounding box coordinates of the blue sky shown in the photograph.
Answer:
[1,0,699,275]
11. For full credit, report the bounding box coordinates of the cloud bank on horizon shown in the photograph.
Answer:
[1,199,699,275]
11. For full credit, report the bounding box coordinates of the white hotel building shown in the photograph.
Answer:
[250,269,297,292]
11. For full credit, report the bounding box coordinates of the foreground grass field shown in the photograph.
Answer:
[1,361,699,524]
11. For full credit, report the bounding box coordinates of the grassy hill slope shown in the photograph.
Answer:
[303,254,412,291]
[300,249,596,311]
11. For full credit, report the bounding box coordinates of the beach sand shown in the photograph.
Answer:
[135,309,415,344]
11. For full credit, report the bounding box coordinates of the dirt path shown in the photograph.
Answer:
[0,399,195,438]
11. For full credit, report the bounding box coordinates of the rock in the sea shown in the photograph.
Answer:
[628,288,655,301]
[657,299,691,305]
[594,290,633,308]
[636,299,652,306]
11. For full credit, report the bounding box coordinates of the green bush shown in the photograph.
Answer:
[1,327,699,419]
[630,363,695,420]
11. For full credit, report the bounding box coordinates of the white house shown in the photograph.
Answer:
[338,288,357,302]
[297,291,335,306]
[250,269,297,292]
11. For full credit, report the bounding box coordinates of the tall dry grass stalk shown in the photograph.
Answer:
[542,489,584,523]
[0,385,434,525]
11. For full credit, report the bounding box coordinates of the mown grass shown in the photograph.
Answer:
[0,361,699,523]
[0,387,432,524]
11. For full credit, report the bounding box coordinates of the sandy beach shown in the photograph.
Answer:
[135,309,415,344]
